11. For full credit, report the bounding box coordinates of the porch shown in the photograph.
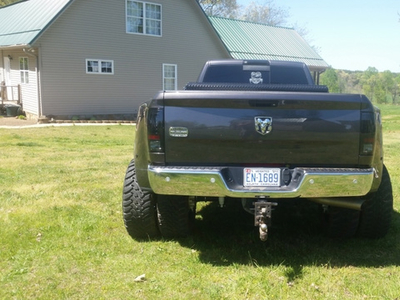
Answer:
[0,82,22,116]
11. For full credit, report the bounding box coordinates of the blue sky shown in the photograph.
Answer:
[237,0,400,72]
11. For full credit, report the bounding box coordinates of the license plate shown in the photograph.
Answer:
[243,168,281,187]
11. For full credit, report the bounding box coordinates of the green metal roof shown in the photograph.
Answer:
[208,16,329,71]
[0,0,73,48]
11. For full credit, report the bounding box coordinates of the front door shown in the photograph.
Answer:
[3,56,12,100]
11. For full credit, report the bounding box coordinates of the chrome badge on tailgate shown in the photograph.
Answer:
[255,117,272,135]
[169,127,188,137]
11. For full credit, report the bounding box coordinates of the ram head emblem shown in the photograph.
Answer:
[255,117,272,135]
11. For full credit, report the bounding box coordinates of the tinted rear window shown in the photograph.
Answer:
[270,65,309,84]
[202,63,310,85]
[203,65,270,84]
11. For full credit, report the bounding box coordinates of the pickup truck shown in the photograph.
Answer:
[122,60,393,241]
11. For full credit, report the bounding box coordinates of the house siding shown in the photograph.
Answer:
[19,52,39,115]
[0,54,3,81]
[35,0,229,117]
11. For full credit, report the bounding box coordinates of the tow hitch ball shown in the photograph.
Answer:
[254,201,277,242]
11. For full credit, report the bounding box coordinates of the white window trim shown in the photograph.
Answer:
[19,56,29,84]
[86,59,114,75]
[163,64,177,91]
[126,0,162,37]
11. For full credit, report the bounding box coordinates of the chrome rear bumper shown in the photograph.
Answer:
[148,166,375,199]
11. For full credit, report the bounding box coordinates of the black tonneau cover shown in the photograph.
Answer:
[163,90,363,167]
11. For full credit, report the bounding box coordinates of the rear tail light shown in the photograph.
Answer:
[359,112,375,156]
[361,138,374,155]
[149,135,162,152]
[148,107,164,152]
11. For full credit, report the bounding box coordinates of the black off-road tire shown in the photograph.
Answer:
[358,165,393,238]
[157,195,195,238]
[122,160,159,239]
[322,206,360,238]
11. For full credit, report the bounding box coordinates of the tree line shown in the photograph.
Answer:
[320,68,400,104]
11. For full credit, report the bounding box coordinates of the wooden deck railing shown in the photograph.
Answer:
[1,82,22,109]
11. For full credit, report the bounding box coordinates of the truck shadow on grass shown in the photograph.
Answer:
[179,200,400,272]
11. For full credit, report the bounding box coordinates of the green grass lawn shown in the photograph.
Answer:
[1,106,400,299]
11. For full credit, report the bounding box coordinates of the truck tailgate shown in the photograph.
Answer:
[163,91,362,167]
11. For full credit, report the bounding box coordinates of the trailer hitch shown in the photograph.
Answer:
[254,201,277,241]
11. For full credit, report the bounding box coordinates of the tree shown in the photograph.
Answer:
[381,70,394,103]
[361,67,379,102]
[320,68,340,93]
[198,0,290,27]
[197,0,239,18]
[240,0,289,26]
[392,76,400,104]
[374,74,386,104]
[0,0,16,6]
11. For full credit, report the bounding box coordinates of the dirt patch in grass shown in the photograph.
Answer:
[0,116,38,127]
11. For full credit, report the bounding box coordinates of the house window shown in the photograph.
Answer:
[86,59,114,74]
[126,1,162,36]
[20,57,29,84]
[163,64,177,90]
